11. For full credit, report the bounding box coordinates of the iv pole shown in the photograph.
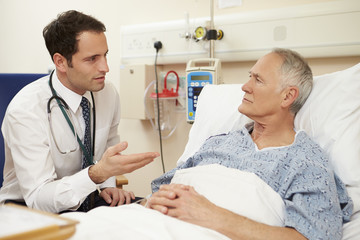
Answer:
[209,0,215,58]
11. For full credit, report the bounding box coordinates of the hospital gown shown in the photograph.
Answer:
[151,124,353,240]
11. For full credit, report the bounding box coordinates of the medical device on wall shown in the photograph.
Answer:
[185,58,222,123]
[144,70,180,139]
[193,26,224,42]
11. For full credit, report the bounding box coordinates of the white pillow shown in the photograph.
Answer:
[295,63,360,189]
[177,84,249,165]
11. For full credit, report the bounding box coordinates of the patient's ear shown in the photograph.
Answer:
[281,86,299,108]
[53,53,68,73]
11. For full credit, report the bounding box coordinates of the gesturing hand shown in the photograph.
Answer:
[89,141,159,184]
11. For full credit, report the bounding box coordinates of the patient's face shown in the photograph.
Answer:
[238,52,284,121]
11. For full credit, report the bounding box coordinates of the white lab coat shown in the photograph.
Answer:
[0,71,120,213]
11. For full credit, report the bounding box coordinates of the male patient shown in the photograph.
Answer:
[147,48,353,240]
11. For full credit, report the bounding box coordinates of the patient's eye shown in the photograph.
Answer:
[248,71,264,84]
[249,72,256,79]
[253,74,263,83]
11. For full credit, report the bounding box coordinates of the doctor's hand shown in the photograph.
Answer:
[147,184,218,227]
[88,141,159,184]
[100,187,135,206]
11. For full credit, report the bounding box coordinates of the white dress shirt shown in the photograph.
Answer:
[0,71,120,213]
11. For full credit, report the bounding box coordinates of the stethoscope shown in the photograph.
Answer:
[47,70,96,166]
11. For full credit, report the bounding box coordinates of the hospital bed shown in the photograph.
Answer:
[62,63,359,239]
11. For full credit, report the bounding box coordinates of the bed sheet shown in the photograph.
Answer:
[342,210,360,240]
[62,164,285,240]
[63,204,229,240]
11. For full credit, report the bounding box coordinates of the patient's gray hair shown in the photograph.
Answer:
[272,48,313,115]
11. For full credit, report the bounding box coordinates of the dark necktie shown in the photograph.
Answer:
[80,97,91,169]
[80,97,92,211]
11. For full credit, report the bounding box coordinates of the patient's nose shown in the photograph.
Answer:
[242,80,252,93]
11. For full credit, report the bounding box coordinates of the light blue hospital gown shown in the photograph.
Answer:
[151,124,353,240]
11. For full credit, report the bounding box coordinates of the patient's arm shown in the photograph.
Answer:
[147,184,307,240]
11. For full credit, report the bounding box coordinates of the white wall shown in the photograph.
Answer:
[1,0,359,197]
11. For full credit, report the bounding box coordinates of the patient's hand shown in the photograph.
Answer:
[100,187,135,206]
[148,184,307,240]
[147,184,218,227]
[146,184,181,213]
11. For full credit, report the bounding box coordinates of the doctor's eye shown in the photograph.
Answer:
[85,55,99,62]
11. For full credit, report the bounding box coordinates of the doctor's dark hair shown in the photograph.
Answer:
[43,10,106,66]
[272,48,313,115]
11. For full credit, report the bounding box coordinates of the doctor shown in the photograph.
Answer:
[0,10,159,213]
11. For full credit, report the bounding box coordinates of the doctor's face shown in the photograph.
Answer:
[238,52,285,121]
[63,31,109,95]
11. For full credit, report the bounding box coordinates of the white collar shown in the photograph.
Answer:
[51,70,93,113]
